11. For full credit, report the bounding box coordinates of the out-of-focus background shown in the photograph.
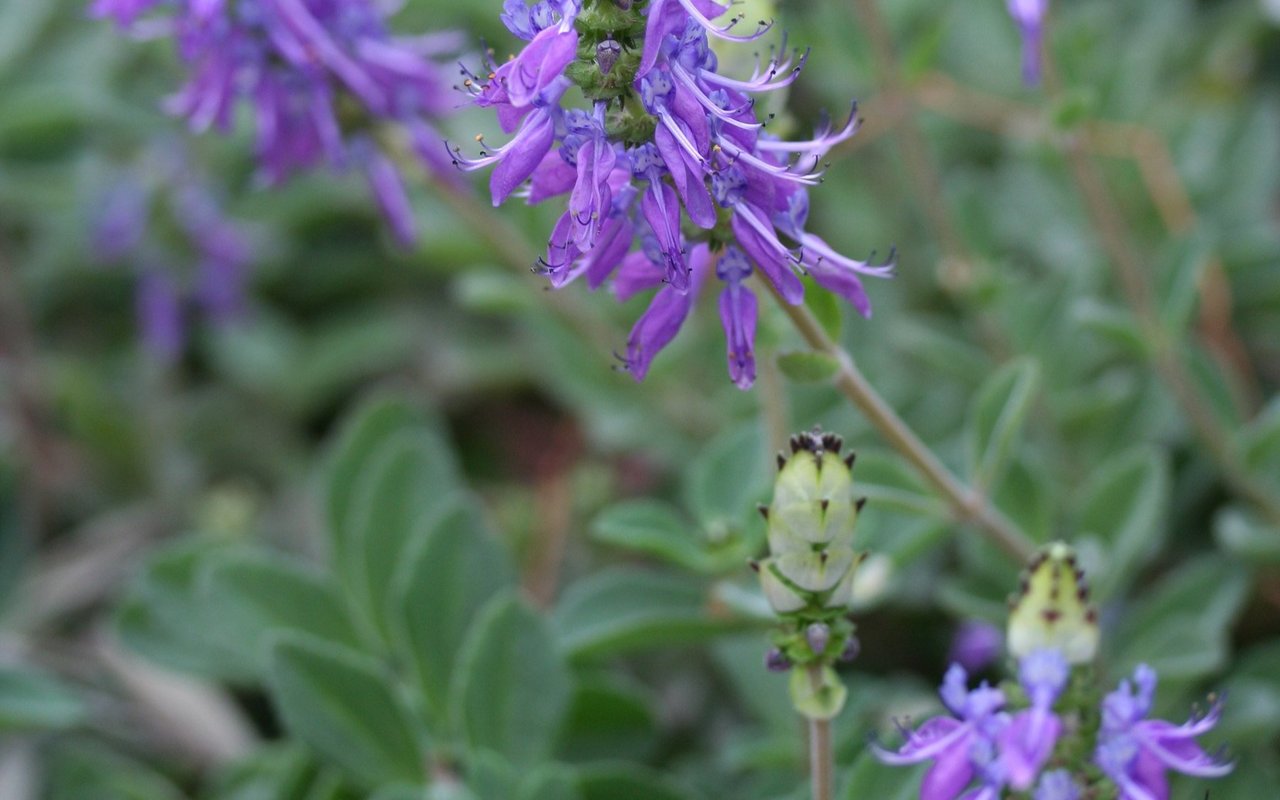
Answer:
[1,0,1279,797]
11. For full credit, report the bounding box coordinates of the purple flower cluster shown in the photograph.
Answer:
[873,649,1070,800]
[1095,665,1231,800]
[91,0,460,245]
[92,154,253,363]
[876,653,1231,800]
[453,0,892,388]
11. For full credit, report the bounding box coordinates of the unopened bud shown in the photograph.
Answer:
[839,635,860,663]
[1007,542,1099,665]
[596,37,621,75]
[765,647,790,672]
[767,427,860,555]
[805,622,830,656]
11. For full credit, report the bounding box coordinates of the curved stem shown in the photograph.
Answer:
[757,278,1036,563]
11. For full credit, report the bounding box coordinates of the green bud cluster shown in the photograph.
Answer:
[563,0,656,144]
[754,428,866,720]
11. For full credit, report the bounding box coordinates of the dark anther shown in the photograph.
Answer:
[757,504,770,520]
[855,497,867,512]
[844,452,857,469]
[776,452,787,470]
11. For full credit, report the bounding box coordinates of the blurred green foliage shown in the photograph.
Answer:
[1,0,1279,798]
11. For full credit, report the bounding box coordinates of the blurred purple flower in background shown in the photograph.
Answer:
[1094,664,1231,800]
[91,147,255,362]
[1007,0,1048,87]
[452,0,893,387]
[91,0,460,245]
[948,619,1003,673]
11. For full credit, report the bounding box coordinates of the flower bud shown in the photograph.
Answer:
[805,622,830,656]
[765,647,790,672]
[596,37,621,75]
[839,635,860,663]
[1007,541,1099,665]
[757,428,866,615]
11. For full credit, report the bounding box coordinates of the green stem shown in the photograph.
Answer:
[757,277,1036,563]
[805,666,834,800]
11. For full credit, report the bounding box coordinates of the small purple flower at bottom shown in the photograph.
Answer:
[872,664,1010,800]
[1094,664,1231,800]
[1033,769,1080,800]
[999,649,1068,790]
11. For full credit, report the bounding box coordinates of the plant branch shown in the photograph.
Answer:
[758,279,1035,562]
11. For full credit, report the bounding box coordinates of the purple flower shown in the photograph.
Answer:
[999,649,1068,790]
[948,620,1003,673]
[1094,665,1231,800]
[1007,0,1048,87]
[452,0,892,388]
[621,243,711,380]
[91,148,256,358]
[873,664,1010,800]
[95,0,459,245]
[136,268,186,363]
[716,247,756,389]
[89,0,164,27]
[1033,769,1080,800]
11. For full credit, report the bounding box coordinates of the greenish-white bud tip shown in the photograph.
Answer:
[1007,541,1099,665]
[758,428,866,615]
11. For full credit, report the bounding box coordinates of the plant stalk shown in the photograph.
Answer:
[758,278,1036,562]
[807,666,834,800]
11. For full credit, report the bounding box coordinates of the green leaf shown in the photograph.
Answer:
[557,676,657,764]
[803,281,842,342]
[837,752,922,800]
[1156,232,1212,335]
[518,765,581,800]
[1072,299,1147,357]
[1076,448,1169,600]
[554,569,757,660]
[203,745,316,800]
[453,593,571,767]
[684,424,769,537]
[347,427,460,637]
[965,357,1039,490]
[201,550,365,672]
[392,496,516,723]
[590,500,724,573]
[575,765,698,800]
[1112,557,1249,682]
[776,351,840,383]
[0,665,85,731]
[114,539,254,683]
[1214,508,1280,564]
[323,395,422,572]
[267,632,425,788]
[46,741,184,800]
